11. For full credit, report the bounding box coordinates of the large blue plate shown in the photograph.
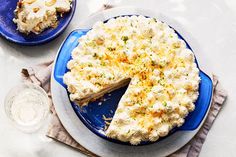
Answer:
[0,0,76,45]
[53,26,213,145]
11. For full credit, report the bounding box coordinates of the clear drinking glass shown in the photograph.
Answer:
[4,83,50,133]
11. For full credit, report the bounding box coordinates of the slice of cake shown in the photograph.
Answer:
[13,0,72,34]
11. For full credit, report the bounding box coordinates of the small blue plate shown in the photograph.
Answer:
[0,0,76,45]
[53,26,213,145]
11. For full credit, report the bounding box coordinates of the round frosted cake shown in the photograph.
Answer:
[63,16,200,145]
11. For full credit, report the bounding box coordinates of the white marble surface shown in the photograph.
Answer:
[0,0,235,156]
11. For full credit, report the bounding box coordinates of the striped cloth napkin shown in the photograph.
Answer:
[21,60,227,157]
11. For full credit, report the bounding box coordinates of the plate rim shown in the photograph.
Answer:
[51,6,214,157]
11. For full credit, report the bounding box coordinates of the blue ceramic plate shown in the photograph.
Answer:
[0,0,76,45]
[53,24,213,145]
